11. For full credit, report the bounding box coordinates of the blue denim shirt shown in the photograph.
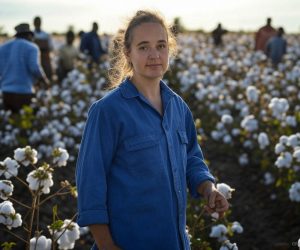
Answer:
[0,38,43,94]
[76,78,215,250]
[79,32,105,63]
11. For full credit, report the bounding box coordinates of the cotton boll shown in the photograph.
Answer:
[287,134,299,148]
[243,140,253,149]
[30,236,52,250]
[1,158,20,179]
[293,149,300,162]
[246,86,259,103]
[275,143,285,154]
[216,183,235,199]
[279,135,289,145]
[223,135,232,144]
[221,114,234,125]
[241,115,258,132]
[258,132,270,149]
[14,146,38,166]
[26,167,54,194]
[264,172,275,185]
[275,152,293,168]
[220,240,238,250]
[239,154,249,166]
[231,128,240,137]
[285,116,297,127]
[268,97,289,120]
[210,224,228,240]
[210,224,227,237]
[52,148,69,167]
[231,221,243,234]
[289,182,300,202]
[11,213,22,228]
[0,180,14,200]
[0,200,15,215]
[211,131,222,140]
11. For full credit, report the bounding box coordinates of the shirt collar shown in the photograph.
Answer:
[120,78,176,99]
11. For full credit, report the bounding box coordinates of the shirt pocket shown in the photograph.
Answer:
[124,134,160,151]
[122,134,164,177]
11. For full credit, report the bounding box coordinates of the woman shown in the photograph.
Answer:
[76,10,229,250]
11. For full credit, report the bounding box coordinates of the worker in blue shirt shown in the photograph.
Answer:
[76,10,229,250]
[0,23,49,112]
[266,27,287,66]
[80,22,107,64]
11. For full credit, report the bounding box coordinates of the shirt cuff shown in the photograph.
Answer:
[77,209,109,227]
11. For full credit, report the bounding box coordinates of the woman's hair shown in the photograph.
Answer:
[108,10,177,88]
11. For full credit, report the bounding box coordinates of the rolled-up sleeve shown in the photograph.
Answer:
[76,101,118,226]
[185,106,215,198]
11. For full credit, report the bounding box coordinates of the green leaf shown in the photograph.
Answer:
[1,242,16,250]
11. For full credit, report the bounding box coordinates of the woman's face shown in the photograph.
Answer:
[126,22,169,83]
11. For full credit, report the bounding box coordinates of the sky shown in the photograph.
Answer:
[1,0,300,35]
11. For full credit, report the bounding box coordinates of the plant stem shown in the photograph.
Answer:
[8,197,31,209]
[26,193,37,250]
[39,187,69,206]
[3,228,27,244]
[36,194,40,232]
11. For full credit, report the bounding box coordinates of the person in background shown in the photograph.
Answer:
[33,16,53,80]
[266,27,287,66]
[56,30,79,81]
[79,22,107,64]
[254,17,276,52]
[76,10,229,250]
[212,23,227,46]
[0,23,49,113]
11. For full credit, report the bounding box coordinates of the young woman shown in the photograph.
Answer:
[76,10,229,250]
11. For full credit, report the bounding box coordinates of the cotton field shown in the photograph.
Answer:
[0,32,300,249]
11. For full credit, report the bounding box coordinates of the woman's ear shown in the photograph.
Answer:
[124,48,131,64]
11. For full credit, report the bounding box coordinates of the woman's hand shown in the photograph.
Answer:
[198,181,229,218]
[89,224,122,250]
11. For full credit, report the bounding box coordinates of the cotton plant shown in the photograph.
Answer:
[268,97,289,121]
[210,114,238,145]
[0,146,78,249]
[274,134,300,169]
[48,219,80,250]
[206,183,242,249]
[209,221,243,249]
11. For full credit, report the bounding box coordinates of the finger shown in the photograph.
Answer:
[204,205,215,214]
[208,191,217,208]
[215,194,229,208]
[217,211,225,218]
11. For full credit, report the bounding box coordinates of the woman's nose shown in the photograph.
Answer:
[149,48,159,59]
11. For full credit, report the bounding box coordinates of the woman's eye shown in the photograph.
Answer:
[139,46,148,51]
[158,44,166,49]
